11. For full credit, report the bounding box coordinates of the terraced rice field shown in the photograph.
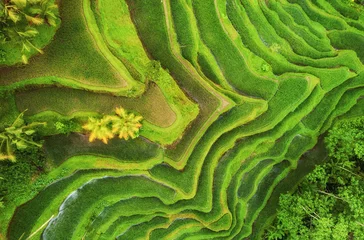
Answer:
[0,0,363,239]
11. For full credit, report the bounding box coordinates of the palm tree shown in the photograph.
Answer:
[113,107,143,140]
[83,107,143,144]
[0,111,46,162]
[82,117,114,144]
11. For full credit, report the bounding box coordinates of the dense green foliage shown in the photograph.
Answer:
[266,117,364,240]
[326,117,364,161]
[0,0,59,63]
[0,111,45,161]
[352,0,364,6]
[54,119,81,135]
[0,146,49,221]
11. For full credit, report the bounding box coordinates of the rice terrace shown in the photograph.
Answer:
[0,0,364,239]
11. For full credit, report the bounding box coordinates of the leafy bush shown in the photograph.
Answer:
[54,119,81,135]
[145,60,162,83]
[0,0,59,63]
[326,117,364,161]
[0,147,47,203]
[265,117,364,240]
[0,111,46,161]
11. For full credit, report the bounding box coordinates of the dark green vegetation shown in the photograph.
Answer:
[0,0,363,239]
[0,111,45,161]
[266,117,364,239]
[0,147,47,203]
[0,0,60,64]
[43,133,161,166]
[15,84,175,127]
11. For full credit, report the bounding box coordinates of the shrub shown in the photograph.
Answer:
[0,147,47,203]
[54,119,81,135]
[0,111,46,161]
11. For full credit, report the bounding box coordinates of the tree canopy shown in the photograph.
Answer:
[0,0,59,63]
[265,117,364,240]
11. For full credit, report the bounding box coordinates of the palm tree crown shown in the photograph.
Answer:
[83,107,143,144]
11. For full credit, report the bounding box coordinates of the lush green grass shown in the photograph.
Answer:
[169,0,199,64]
[44,99,265,239]
[7,168,129,240]
[281,2,329,38]
[322,87,364,132]
[192,0,278,99]
[227,0,359,93]
[287,0,347,30]
[43,133,161,166]
[170,0,236,91]
[328,29,364,62]
[261,1,334,58]
[125,0,235,165]
[0,0,140,95]
[15,84,175,127]
[267,1,333,53]
[339,97,364,119]
[302,73,364,132]
[90,0,146,82]
[41,176,176,240]
[237,160,274,199]
[0,93,19,128]
[328,0,361,20]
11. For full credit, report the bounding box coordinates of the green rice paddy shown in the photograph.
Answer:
[0,0,363,239]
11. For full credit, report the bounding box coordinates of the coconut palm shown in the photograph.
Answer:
[82,117,114,144]
[0,111,46,162]
[113,107,143,140]
[83,107,143,144]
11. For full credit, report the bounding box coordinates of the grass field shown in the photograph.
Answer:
[15,84,176,127]
[0,0,363,239]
